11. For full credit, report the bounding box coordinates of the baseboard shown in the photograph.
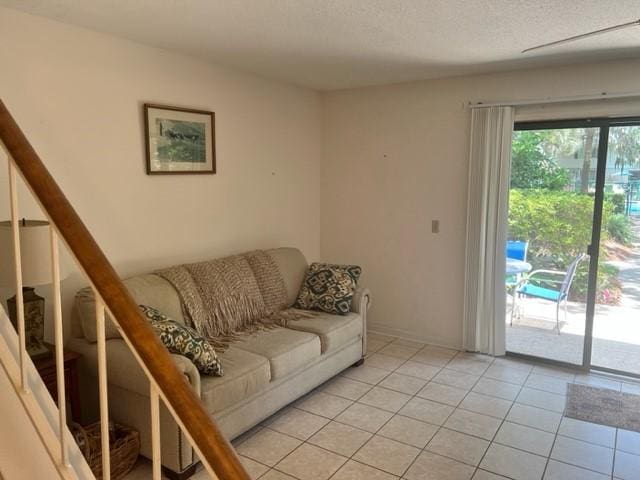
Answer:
[367,322,463,351]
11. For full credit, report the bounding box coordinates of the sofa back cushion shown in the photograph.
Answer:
[265,247,308,307]
[76,274,185,342]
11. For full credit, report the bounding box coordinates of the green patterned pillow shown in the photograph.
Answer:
[294,263,362,315]
[138,305,223,376]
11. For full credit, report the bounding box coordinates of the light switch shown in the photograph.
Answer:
[432,220,439,233]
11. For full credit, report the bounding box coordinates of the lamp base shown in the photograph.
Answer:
[7,287,51,360]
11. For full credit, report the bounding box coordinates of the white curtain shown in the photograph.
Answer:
[463,106,514,355]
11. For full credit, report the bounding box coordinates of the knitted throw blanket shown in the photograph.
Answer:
[156,250,312,350]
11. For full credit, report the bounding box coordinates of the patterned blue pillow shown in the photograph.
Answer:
[294,263,362,315]
[139,305,223,376]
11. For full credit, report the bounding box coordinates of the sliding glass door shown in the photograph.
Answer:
[591,123,640,376]
[506,117,640,376]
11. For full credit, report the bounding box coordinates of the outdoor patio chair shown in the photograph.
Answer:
[506,240,529,293]
[511,253,586,334]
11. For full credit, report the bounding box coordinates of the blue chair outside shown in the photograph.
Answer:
[506,240,529,291]
[511,253,586,334]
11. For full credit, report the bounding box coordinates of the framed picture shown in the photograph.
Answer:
[144,104,216,174]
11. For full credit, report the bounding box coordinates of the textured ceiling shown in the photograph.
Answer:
[2,0,640,90]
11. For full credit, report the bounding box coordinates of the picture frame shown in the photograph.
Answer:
[144,103,216,174]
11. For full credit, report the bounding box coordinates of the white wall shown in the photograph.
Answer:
[322,59,640,348]
[0,7,322,340]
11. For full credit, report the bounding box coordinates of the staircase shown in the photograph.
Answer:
[0,100,250,480]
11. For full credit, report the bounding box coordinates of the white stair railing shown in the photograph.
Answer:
[0,100,250,480]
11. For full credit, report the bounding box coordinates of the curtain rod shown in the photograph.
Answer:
[468,91,640,109]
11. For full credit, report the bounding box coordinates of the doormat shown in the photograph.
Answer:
[565,383,640,433]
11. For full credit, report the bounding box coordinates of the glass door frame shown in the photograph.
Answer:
[506,116,640,378]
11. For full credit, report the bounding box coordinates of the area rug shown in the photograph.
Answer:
[565,383,640,432]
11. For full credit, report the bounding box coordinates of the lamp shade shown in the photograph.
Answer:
[0,219,65,288]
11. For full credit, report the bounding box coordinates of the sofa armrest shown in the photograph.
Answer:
[68,337,201,398]
[351,287,371,356]
[351,286,371,314]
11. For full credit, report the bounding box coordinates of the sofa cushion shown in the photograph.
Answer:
[201,347,271,414]
[138,305,223,376]
[233,328,321,380]
[266,248,308,307]
[294,263,362,315]
[286,312,362,354]
[76,274,185,342]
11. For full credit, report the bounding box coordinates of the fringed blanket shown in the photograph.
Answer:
[156,250,313,350]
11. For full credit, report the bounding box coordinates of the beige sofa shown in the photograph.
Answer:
[67,247,370,479]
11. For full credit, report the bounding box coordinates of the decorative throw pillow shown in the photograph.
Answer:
[138,305,223,376]
[294,263,362,315]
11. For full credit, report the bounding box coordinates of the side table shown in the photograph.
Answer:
[33,349,82,422]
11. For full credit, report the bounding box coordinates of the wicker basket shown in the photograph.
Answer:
[72,422,140,480]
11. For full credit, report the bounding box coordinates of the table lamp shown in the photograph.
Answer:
[0,219,67,359]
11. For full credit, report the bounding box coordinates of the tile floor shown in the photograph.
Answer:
[125,333,640,479]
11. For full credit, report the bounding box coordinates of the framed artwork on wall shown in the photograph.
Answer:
[144,103,216,174]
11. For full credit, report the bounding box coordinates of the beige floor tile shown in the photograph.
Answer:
[483,364,530,385]
[426,428,489,466]
[358,386,411,412]
[320,376,372,401]
[308,421,372,457]
[432,369,479,390]
[276,443,347,480]
[444,409,502,440]
[341,365,389,385]
[417,382,468,406]
[472,470,510,480]
[395,360,441,380]
[421,345,459,357]
[398,397,455,425]
[378,372,427,395]
[366,353,406,371]
[378,343,421,360]
[543,459,609,480]
[239,456,270,479]
[614,450,640,480]
[524,373,570,395]
[530,365,576,381]
[410,350,456,367]
[446,353,493,376]
[236,428,302,466]
[550,435,614,475]
[260,470,298,480]
[459,392,512,419]
[232,424,264,446]
[480,443,547,480]
[472,377,522,401]
[404,451,475,480]
[516,388,565,413]
[367,339,389,354]
[491,357,534,373]
[494,421,555,457]
[334,402,394,433]
[294,391,353,419]
[266,408,329,440]
[617,429,640,455]
[353,435,420,476]
[506,403,562,433]
[393,338,426,349]
[574,373,622,391]
[331,459,399,480]
[378,414,438,448]
[557,417,616,448]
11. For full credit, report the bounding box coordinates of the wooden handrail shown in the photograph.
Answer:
[0,100,250,480]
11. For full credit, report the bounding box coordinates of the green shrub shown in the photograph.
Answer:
[605,192,626,214]
[508,189,620,304]
[607,214,633,245]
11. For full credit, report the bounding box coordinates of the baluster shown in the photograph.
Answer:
[7,160,28,392]
[150,383,161,480]
[95,293,111,479]
[50,227,68,466]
